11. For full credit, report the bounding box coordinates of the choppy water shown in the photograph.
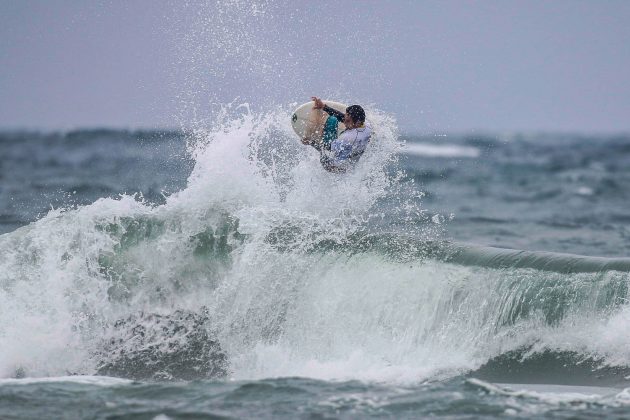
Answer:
[1,109,630,418]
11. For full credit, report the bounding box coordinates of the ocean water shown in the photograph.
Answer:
[1,108,630,419]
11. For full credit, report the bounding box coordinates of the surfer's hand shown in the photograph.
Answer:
[311,97,324,109]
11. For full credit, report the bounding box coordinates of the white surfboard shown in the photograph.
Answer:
[291,100,347,142]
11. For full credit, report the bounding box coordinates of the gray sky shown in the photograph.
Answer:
[1,0,629,133]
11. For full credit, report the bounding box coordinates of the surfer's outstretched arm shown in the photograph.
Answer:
[311,96,345,121]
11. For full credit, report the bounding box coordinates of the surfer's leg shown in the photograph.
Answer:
[321,116,338,151]
[320,154,345,173]
[320,154,334,171]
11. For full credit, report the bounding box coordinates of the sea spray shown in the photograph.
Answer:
[0,105,410,379]
[0,196,151,377]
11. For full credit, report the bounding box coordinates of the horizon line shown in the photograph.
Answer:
[1,125,629,138]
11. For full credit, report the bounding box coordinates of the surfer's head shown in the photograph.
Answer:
[344,105,366,128]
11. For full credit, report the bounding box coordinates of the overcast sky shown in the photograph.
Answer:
[1,0,629,133]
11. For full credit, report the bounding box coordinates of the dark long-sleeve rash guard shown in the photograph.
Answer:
[322,105,345,121]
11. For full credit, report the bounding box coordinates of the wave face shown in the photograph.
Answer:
[2,110,630,386]
[442,242,630,273]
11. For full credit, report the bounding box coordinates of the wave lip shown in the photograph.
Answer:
[442,242,630,274]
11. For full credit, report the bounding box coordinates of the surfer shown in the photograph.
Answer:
[303,96,372,173]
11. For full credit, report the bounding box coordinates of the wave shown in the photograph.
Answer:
[473,348,630,388]
[440,242,630,274]
[1,108,629,386]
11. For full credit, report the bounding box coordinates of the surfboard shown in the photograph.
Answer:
[291,100,347,142]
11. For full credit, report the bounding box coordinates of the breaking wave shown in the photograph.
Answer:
[0,106,629,387]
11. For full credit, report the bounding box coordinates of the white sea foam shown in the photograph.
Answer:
[468,378,630,414]
[0,106,629,385]
[0,106,407,380]
[0,375,132,387]
[403,143,480,158]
